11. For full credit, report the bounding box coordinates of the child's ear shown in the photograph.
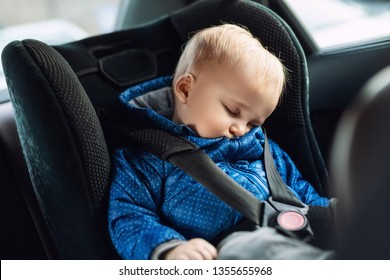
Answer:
[174,74,194,104]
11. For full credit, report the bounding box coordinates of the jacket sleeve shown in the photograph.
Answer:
[269,140,329,207]
[108,148,186,259]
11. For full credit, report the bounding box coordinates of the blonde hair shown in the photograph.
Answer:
[173,24,287,98]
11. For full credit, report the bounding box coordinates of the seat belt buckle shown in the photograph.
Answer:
[260,198,314,242]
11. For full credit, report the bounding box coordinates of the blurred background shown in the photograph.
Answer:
[0,0,120,102]
[0,0,120,36]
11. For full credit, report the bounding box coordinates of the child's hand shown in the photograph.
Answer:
[163,238,217,260]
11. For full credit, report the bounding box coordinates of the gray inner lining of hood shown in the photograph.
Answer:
[129,86,175,119]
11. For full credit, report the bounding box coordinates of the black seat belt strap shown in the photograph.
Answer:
[124,127,305,224]
[125,128,261,224]
[263,129,305,208]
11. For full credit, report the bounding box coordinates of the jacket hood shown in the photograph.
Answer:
[119,76,265,161]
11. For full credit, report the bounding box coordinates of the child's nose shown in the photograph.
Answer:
[229,124,246,137]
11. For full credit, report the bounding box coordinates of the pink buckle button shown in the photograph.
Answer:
[277,210,307,231]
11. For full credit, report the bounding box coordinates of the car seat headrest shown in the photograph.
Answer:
[170,0,307,130]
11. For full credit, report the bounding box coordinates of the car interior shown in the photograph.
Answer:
[331,65,390,259]
[1,0,389,260]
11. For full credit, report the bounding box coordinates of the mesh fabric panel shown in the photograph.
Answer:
[24,39,110,204]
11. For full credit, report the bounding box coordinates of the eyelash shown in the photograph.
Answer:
[223,104,262,128]
[224,104,239,116]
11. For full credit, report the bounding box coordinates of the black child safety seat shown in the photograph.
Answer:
[1,0,329,259]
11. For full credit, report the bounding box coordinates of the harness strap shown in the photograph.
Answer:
[124,127,305,224]
[125,128,261,225]
[263,130,305,208]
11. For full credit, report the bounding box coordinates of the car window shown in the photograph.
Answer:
[0,0,120,103]
[282,0,390,51]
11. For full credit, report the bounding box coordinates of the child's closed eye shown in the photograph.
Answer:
[223,104,240,116]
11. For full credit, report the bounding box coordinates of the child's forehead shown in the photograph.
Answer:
[195,57,283,94]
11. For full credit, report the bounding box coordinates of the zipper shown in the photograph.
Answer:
[226,162,270,198]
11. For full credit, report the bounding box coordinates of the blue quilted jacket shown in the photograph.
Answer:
[108,76,329,259]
